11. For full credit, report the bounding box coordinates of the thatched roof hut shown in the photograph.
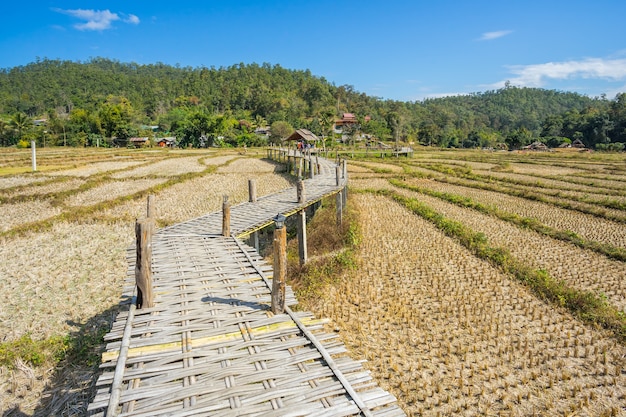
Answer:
[285,129,320,143]
[523,141,548,151]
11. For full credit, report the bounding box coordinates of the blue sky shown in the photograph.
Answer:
[2,1,626,102]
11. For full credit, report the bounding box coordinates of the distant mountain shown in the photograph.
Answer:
[1,58,619,148]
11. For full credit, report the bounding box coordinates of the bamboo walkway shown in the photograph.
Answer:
[88,150,405,416]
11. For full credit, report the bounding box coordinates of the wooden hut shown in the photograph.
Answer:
[523,141,549,151]
[285,129,320,147]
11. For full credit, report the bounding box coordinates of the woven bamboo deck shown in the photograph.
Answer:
[88,150,405,416]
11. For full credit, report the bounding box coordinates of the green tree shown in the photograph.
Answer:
[387,111,401,149]
[505,127,532,150]
[178,111,214,148]
[99,96,134,139]
[269,120,292,144]
[9,112,31,143]
[0,119,11,146]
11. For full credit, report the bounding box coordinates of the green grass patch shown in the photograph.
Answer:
[0,334,70,368]
[389,178,626,262]
[0,163,221,239]
[417,162,626,220]
[1,315,113,370]
[286,193,361,305]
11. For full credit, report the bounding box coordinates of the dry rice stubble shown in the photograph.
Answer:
[310,191,626,416]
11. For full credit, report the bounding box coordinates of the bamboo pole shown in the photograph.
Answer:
[249,179,259,252]
[222,195,230,237]
[248,179,257,203]
[309,157,314,179]
[297,209,307,266]
[297,180,307,266]
[135,218,154,309]
[296,179,305,204]
[31,141,37,172]
[272,226,287,314]
[336,191,343,227]
[146,194,155,219]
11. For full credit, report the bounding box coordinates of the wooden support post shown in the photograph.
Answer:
[335,164,341,186]
[308,157,314,179]
[336,191,343,227]
[222,195,230,237]
[343,159,349,207]
[249,179,260,251]
[31,141,37,172]
[296,178,307,266]
[248,179,257,203]
[316,154,320,175]
[297,208,307,266]
[297,157,303,178]
[135,218,155,309]
[272,225,287,314]
[297,179,305,204]
[146,194,155,219]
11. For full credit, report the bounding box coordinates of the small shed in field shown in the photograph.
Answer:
[285,129,320,144]
[572,139,586,148]
[523,141,548,151]
[157,137,176,148]
[129,137,150,147]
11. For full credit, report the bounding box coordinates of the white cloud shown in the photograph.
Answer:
[124,14,140,25]
[502,58,626,88]
[54,8,139,31]
[478,30,512,41]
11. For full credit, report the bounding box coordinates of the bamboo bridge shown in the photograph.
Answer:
[88,148,405,416]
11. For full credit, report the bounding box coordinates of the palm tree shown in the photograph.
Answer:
[318,111,335,152]
[0,119,10,146]
[10,113,31,144]
[253,114,267,131]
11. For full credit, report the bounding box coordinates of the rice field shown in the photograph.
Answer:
[0,147,292,415]
[310,193,626,416]
[318,148,626,416]
[1,146,625,416]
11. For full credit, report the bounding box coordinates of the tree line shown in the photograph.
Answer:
[0,57,624,150]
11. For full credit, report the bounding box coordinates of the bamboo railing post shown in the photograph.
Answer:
[296,179,307,266]
[297,179,305,204]
[272,223,287,314]
[31,141,37,172]
[222,195,230,237]
[308,156,314,179]
[249,179,260,251]
[146,194,155,219]
[336,191,343,227]
[248,179,257,203]
[135,218,154,309]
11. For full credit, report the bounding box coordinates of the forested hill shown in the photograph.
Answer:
[1,57,623,150]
